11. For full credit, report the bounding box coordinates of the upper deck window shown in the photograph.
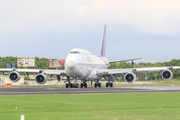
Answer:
[69,51,80,54]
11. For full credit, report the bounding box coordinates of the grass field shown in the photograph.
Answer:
[0,92,180,120]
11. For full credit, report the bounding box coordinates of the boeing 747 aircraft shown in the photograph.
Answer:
[0,25,180,88]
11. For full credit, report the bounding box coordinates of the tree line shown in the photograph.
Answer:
[0,56,64,69]
[0,56,49,69]
[0,56,180,80]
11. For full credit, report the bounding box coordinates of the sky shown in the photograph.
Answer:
[1,0,180,63]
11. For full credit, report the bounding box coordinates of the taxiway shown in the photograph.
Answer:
[0,86,180,95]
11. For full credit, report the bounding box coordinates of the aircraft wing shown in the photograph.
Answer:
[96,69,135,76]
[97,66,180,83]
[98,66,179,76]
[109,58,142,63]
[0,68,66,76]
[96,66,180,76]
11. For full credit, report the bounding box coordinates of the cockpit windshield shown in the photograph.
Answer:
[69,51,80,54]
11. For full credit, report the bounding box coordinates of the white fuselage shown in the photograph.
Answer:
[65,48,109,80]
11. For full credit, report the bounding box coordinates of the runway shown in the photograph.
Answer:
[0,86,180,95]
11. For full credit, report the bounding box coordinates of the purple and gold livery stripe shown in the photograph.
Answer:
[98,56,109,68]
[100,25,106,57]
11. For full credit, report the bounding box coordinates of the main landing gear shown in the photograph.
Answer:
[65,77,79,88]
[66,83,79,88]
[106,82,113,87]
[80,80,87,88]
[94,80,101,88]
[106,75,113,87]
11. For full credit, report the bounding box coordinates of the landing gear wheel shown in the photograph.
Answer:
[76,83,79,88]
[94,83,97,88]
[106,83,109,87]
[80,83,83,88]
[110,83,113,87]
[70,83,73,88]
[84,83,87,88]
[66,84,69,88]
[98,83,101,88]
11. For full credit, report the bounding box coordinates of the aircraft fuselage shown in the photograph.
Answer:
[65,48,109,80]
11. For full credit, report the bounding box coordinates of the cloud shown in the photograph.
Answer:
[75,0,180,35]
[1,0,180,36]
[1,0,180,62]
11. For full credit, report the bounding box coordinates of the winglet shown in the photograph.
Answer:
[100,25,106,57]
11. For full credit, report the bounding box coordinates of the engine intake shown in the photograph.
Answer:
[124,73,136,83]
[161,70,173,80]
[35,73,47,84]
[9,71,21,82]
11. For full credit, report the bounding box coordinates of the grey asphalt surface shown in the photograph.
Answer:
[0,86,180,95]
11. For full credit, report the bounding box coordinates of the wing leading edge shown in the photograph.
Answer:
[0,68,66,75]
[98,66,177,75]
[109,58,142,63]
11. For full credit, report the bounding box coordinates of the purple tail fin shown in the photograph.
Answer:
[100,25,106,57]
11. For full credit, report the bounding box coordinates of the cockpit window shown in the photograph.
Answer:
[69,51,80,54]
[74,51,80,54]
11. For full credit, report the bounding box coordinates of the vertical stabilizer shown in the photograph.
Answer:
[100,25,106,57]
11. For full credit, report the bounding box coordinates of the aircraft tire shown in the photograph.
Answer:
[99,83,101,88]
[94,83,97,87]
[66,84,69,88]
[106,83,109,87]
[110,83,113,87]
[70,83,73,88]
[84,83,87,88]
[76,83,79,88]
[80,83,83,88]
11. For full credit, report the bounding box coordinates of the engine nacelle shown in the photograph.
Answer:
[124,73,136,83]
[9,71,21,82]
[161,70,173,80]
[35,73,47,84]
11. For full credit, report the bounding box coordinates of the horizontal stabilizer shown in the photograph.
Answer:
[109,58,142,63]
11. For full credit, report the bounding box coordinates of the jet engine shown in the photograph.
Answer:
[161,70,173,80]
[9,71,21,82]
[35,73,47,84]
[124,73,136,83]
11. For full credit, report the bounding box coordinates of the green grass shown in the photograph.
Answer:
[0,92,180,120]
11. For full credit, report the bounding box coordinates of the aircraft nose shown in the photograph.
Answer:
[67,60,76,70]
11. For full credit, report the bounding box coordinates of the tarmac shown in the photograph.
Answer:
[0,86,180,95]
